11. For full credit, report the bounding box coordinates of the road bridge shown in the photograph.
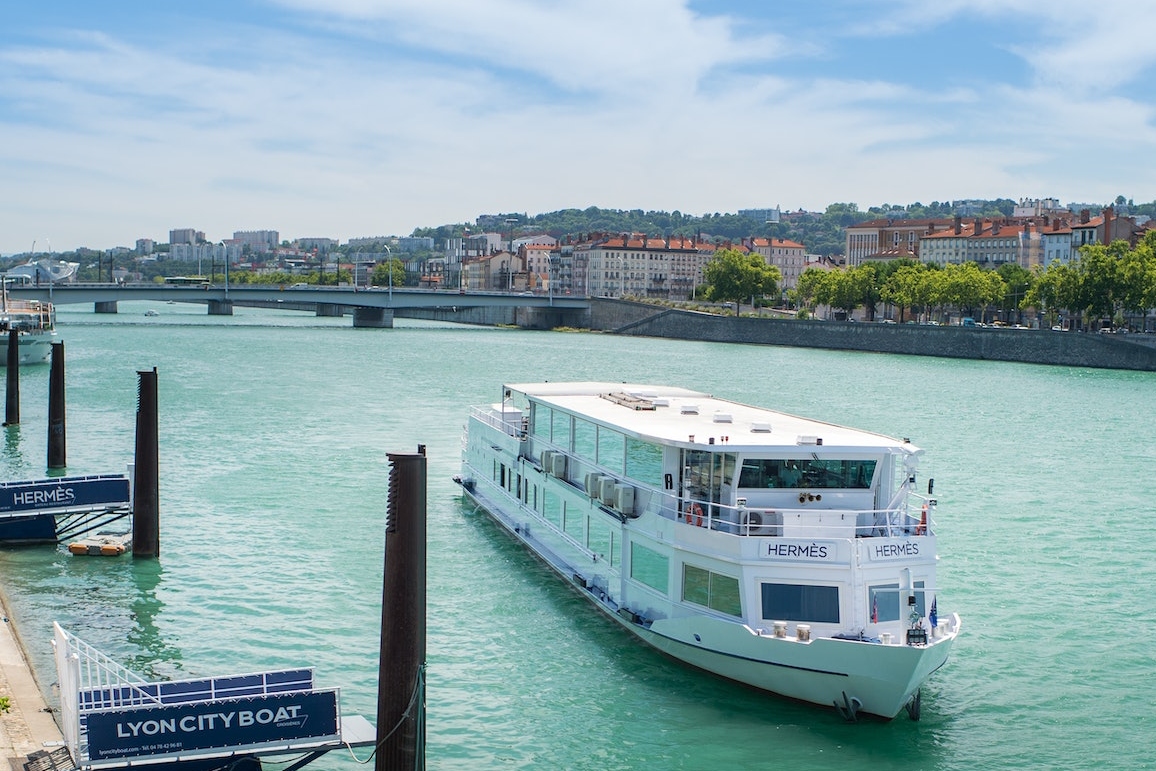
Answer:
[8,284,591,328]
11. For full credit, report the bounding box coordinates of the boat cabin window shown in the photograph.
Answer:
[630,542,669,595]
[573,418,597,462]
[738,458,878,489]
[625,437,663,488]
[682,450,737,508]
[531,404,551,439]
[544,490,563,528]
[869,582,926,623]
[598,427,625,473]
[552,409,572,451]
[761,583,840,624]
[587,519,620,568]
[683,564,742,617]
[563,504,585,543]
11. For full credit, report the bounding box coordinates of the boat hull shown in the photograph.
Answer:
[0,333,55,365]
[459,479,957,720]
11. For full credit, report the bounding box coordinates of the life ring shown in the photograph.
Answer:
[915,504,928,535]
[684,502,704,527]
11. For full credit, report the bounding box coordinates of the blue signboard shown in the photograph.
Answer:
[83,690,339,762]
[0,476,130,514]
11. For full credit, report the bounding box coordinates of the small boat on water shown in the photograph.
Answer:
[0,296,56,364]
[457,382,961,720]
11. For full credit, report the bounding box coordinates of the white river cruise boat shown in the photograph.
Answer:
[0,297,56,364]
[457,382,961,721]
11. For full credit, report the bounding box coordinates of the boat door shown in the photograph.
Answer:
[680,449,737,527]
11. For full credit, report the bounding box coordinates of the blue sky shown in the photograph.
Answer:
[2,0,1155,254]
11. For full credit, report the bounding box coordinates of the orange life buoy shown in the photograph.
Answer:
[684,502,704,527]
[915,504,928,535]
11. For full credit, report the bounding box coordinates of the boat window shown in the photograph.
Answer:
[738,458,878,489]
[531,404,551,439]
[625,438,663,487]
[597,427,625,473]
[760,583,840,623]
[552,410,572,451]
[563,503,585,543]
[588,519,610,561]
[630,542,669,594]
[573,418,597,462]
[683,564,742,617]
[682,450,736,510]
[544,490,563,528]
[869,582,925,623]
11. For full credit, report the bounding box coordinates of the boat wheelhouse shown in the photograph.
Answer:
[0,296,56,364]
[458,383,961,720]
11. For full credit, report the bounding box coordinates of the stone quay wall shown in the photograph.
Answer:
[586,299,1156,372]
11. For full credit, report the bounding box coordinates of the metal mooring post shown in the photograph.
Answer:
[4,330,18,426]
[46,341,65,470]
[132,368,160,558]
[375,446,427,771]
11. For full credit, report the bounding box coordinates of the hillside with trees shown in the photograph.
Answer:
[411,199,1025,258]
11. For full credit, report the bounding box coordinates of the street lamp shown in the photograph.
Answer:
[384,244,393,305]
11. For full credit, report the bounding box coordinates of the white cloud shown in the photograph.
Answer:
[0,0,1154,252]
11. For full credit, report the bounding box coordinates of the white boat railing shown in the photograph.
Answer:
[470,405,528,440]
[666,492,933,539]
[508,431,933,539]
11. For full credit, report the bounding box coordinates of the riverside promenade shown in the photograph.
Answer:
[0,600,63,765]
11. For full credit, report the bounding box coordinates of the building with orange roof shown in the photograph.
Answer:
[919,217,1040,268]
[918,208,1139,270]
[844,218,956,266]
[746,237,806,291]
[576,233,716,299]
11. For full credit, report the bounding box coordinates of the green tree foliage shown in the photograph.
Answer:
[1024,232,1156,329]
[880,262,933,323]
[996,263,1033,325]
[371,258,406,287]
[703,248,781,311]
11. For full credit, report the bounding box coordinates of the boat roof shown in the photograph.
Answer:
[506,382,918,455]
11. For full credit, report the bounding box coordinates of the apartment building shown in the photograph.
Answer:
[844,218,955,265]
[746,237,806,290]
[578,234,716,299]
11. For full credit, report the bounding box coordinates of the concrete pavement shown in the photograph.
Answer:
[0,603,63,765]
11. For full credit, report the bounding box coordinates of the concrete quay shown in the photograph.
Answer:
[0,600,63,766]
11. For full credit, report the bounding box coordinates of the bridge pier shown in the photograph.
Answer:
[94,301,118,314]
[353,307,394,328]
[207,300,234,316]
[316,303,344,317]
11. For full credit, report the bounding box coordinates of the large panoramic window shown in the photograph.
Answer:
[531,404,551,439]
[587,518,619,567]
[630,542,669,594]
[573,419,597,462]
[597,427,625,473]
[738,458,877,489]
[563,503,585,544]
[625,438,663,488]
[543,490,563,529]
[552,410,572,451]
[761,583,840,623]
[683,564,742,617]
[868,581,926,623]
